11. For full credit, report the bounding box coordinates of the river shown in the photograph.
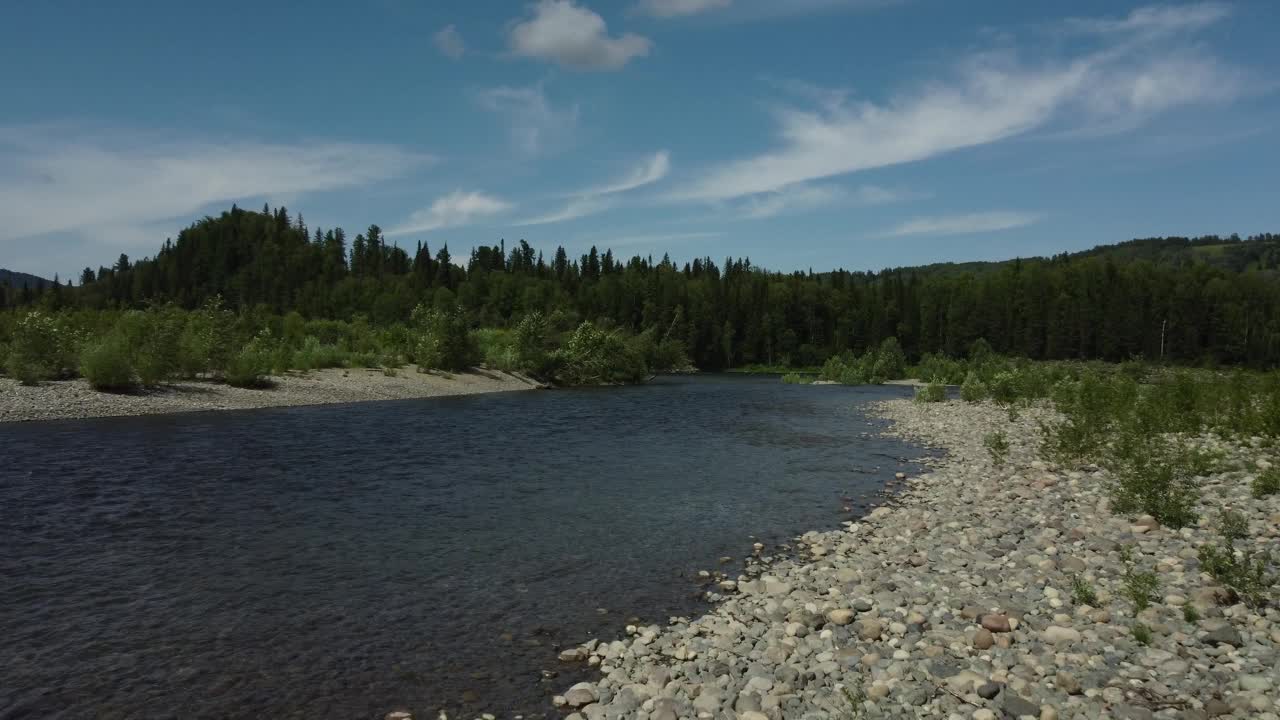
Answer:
[0,374,928,719]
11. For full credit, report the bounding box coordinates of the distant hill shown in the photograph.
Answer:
[0,269,51,289]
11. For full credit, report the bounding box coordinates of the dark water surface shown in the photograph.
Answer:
[0,375,927,719]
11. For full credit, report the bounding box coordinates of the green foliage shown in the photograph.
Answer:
[80,338,136,391]
[1132,623,1153,645]
[983,431,1010,467]
[4,310,80,384]
[225,333,273,388]
[1121,563,1161,613]
[1102,432,1200,529]
[1182,604,1199,623]
[959,371,987,402]
[1253,467,1280,498]
[1216,508,1249,541]
[551,322,648,386]
[1070,575,1099,606]
[410,304,478,372]
[1198,541,1275,609]
[513,312,553,374]
[781,373,815,385]
[176,297,235,378]
[914,378,947,403]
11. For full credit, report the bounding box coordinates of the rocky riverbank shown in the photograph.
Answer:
[0,366,542,423]
[550,399,1280,720]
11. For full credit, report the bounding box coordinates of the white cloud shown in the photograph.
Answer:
[388,191,511,236]
[475,83,580,157]
[434,25,466,60]
[0,127,427,245]
[515,196,613,226]
[881,211,1041,238]
[739,183,905,219]
[1065,2,1230,37]
[515,150,671,225]
[509,0,652,70]
[635,0,732,18]
[676,7,1247,202]
[586,150,670,195]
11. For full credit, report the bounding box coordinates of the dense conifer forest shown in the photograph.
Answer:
[3,204,1279,370]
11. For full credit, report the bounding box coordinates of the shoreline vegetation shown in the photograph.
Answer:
[541,361,1279,720]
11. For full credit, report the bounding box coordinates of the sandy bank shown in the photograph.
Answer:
[0,366,542,423]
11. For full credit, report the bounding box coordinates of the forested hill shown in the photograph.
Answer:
[9,205,1280,369]
[0,269,52,289]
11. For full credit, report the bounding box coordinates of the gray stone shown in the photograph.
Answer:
[1003,693,1039,718]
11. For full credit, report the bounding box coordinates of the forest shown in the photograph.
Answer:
[3,205,1280,381]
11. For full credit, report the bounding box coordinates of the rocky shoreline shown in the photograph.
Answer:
[0,366,542,423]
[545,399,1279,720]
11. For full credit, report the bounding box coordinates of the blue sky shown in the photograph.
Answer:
[2,0,1278,280]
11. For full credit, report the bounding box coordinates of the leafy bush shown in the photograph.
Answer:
[1121,564,1160,613]
[781,373,815,385]
[5,310,81,384]
[914,378,947,403]
[225,335,273,388]
[80,338,136,391]
[293,337,348,370]
[1217,509,1249,541]
[1182,604,1199,623]
[1253,468,1280,498]
[1102,432,1200,529]
[872,337,907,381]
[984,431,1010,467]
[1070,575,1099,606]
[410,304,478,372]
[1132,623,1153,645]
[551,322,647,385]
[1198,542,1275,608]
[959,371,987,402]
[176,297,235,377]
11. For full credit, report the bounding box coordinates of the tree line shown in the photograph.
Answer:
[5,204,1279,369]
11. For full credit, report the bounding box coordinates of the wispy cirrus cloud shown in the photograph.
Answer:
[1063,2,1230,37]
[634,0,731,18]
[508,0,651,71]
[674,2,1247,203]
[515,150,670,226]
[433,25,466,60]
[880,211,1042,238]
[474,83,580,157]
[387,191,512,236]
[738,183,908,219]
[0,126,428,245]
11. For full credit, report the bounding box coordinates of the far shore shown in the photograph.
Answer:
[0,366,544,424]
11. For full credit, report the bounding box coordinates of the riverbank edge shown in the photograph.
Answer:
[0,365,546,423]
[547,398,1279,720]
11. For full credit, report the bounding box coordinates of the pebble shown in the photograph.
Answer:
[552,400,1280,720]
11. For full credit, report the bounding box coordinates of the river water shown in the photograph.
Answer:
[0,375,927,719]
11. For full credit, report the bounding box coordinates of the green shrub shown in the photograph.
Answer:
[1121,564,1160,613]
[1217,509,1249,541]
[293,337,347,370]
[1253,468,1280,498]
[1102,432,1200,529]
[552,322,647,385]
[914,379,947,403]
[410,304,478,372]
[225,337,273,388]
[176,297,235,377]
[1182,604,1199,623]
[984,431,1010,467]
[1070,575,1099,606]
[1132,623,1153,645]
[781,373,815,385]
[80,339,136,391]
[872,337,907,381]
[959,371,987,402]
[4,310,81,384]
[1198,541,1275,608]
